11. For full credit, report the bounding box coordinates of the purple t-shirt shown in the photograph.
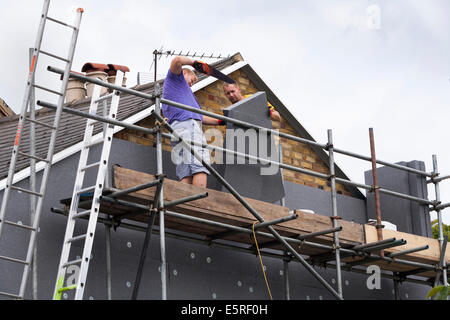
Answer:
[161,69,203,124]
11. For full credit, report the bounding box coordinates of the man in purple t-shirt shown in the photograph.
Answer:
[162,56,221,188]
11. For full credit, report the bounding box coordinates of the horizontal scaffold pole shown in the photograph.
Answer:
[36,101,159,136]
[50,206,440,286]
[47,65,437,179]
[163,133,434,207]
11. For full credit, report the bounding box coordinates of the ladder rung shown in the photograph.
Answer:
[38,49,70,63]
[94,93,114,104]
[80,161,101,172]
[33,84,63,96]
[63,258,83,268]
[77,186,96,195]
[0,291,22,299]
[25,117,56,130]
[67,234,87,244]
[46,16,76,29]
[84,139,103,149]
[18,151,50,163]
[72,210,91,219]
[57,284,77,293]
[1,219,36,231]
[0,255,29,265]
[10,186,43,197]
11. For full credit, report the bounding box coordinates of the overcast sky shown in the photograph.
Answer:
[1,0,449,224]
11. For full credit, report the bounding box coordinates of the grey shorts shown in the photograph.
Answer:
[170,119,210,180]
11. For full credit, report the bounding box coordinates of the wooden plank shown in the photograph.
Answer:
[364,225,450,265]
[58,165,445,278]
[113,166,364,248]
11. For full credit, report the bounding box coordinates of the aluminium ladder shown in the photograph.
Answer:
[53,72,124,300]
[0,0,84,299]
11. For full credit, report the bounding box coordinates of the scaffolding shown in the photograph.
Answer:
[32,61,450,300]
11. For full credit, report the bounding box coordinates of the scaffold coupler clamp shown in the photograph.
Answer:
[430,171,439,184]
[324,142,333,151]
[331,243,341,252]
[283,252,293,263]
[431,200,442,211]
[148,207,159,216]
[369,184,380,193]
[155,117,168,130]
[155,173,167,180]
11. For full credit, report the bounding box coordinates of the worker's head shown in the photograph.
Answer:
[223,82,243,104]
[182,68,197,87]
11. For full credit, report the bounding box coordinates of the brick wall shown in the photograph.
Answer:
[114,69,353,197]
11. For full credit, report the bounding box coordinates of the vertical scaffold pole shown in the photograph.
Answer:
[102,99,112,300]
[432,155,448,287]
[369,128,384,258]
[283,254,291,300]
[278,143,290,300]
[154,81,167,300]
[327,129,343,299]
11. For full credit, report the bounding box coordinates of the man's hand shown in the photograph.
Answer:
[268,105,275,117]
[193,60,210,75]
[267,105,281,121]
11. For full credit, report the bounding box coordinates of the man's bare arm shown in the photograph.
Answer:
[202,115,225,125]
[170,56,194,75]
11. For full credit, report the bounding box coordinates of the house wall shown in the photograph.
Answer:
[0,138,429,300]
[114,69,353,197]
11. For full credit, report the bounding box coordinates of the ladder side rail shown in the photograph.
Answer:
[28,47,38,301]
[0,0,50,238]
[19,7,84,299]
[52,84,102,299]
[74,72,123,300]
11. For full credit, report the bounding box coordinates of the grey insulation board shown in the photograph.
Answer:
[0,138,429,300]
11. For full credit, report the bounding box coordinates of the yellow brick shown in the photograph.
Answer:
[238,77,250,86]
[301,174,314,182]
[314,178,327,186]
[293,152,302,159]
[300,161,313,169]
